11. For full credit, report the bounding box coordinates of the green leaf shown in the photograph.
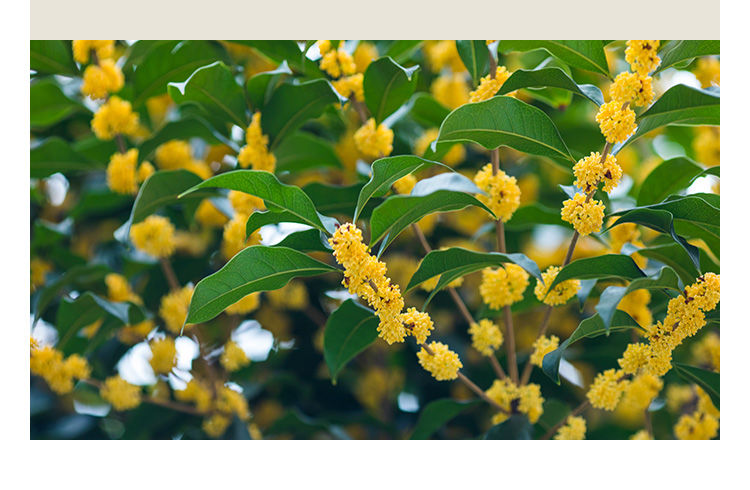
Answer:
[55,292,131,355]
[168,61,248,129]
[504,203,567,230]
[435,96,574,163]
[245,210,334,239]
[33,264,109,325]
[675,220,720,260]
[655,40,720,74]
[673,363,720,409]
[637,157,706,206]
[245,60,293,109]
[133,40,228,106]
[498,40,610,77]
[456,40,489,85]
[30,40,77,76]
[545,254,646,295]
[187,246,338,324]
[595,266,682,330]
[274,229,332,253]
[542,311,642,383]
[275,132,342,172]
[30,79,88,128]
[407,93,450,127]
[484,414,533,440]
[323,300,380,383]
[406,246,541,303]
[264,79,344,149]
[181,170,337,235]
[410,399,480,440]
[383,41,423,64]
[31,137,100,179]
[234,40,323,78]
[354,155,449,221]
[138,116,236,160]
[636,243,718,285]
[130,169,212,224]
[368,173,492,253]
[498,67,604,106]
[363,57,419,123]
[614,85,719,152]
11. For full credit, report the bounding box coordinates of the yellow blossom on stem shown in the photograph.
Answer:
[572,151,622,194]
[81,59,124,99]
[392,174,417,195]
[431,73,470,109]
[618,342,652,374]
[596,100,637,144]
[353,118,393,159]
[473,163,521,222]
[222,213,262,260]
[72,40,115,64]
[175,378,213,412]
[692,331,720,372]
[100,375,141,411]
[587,368,628,411]
[485,379,545,424]
[534,265,581,306]
[332,73,364,101]
[106,149,139,195]
[91,96,140,140]
[228,190,265,215]
[159,285,194,334]
[130,215,176,258]
[417,342,462,381]
[674,411,719,440]
[554,416,587,440]
[266,281,309,310]
[202,414,231,438]
[155,140,192,170]
[149,337,176,374]
[225,292,261,315]
[693,127,720,167]
[479,264,529,309]
[620,373,662,412]
[625,40,661,76]
[105,273,141,304]
[423,40,465,73]
[237,112,276,172]
[137,161,155,182]
[215,385,251,421]
[609,71,654,107]
[30,346,91,394]
[468,66,513,103]
[530,335,559,367]
[468,319,503,356]
[320,48,357,78]
[694,57,720,88]
[561,192,605,236]
[401,307,434,345]
[220,340,251,372]
[685,272,720,311]
[195,199,229,228]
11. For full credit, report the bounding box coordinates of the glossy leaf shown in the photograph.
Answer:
[410,399,480,440]
[186,246,338,324]
[56,292,131,355]
[655,40,720,74]
[363,57,419,122]
[274,229,332,253]
[245,60,293,109]
[245,210,334,239]
[504,203,567,230]
[30,79,88,128]
[484,414,533,440]
[275,132,342,172]
[498,67,604,105]
[181,170,337,234]
[138,116,236,160]
[545,254,646,294]
[498,40,610,77]
[168,61,248,129]
[323,300,380,383]
[673,362,720,409]
[31,138,100,179]
[130,169,212,224]
[542,311,642,383]
[234,40,323,77]
[33,264,110,325]
[637,157,706,206]
[456,40,489,85]
[30,40,77,76]
[383,41,423,64]
[636,243,718,285]
[434,96,574,163]
[407,93,450,127]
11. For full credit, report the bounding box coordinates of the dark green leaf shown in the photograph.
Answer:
[323,300,380,383]
[456,40,489,85]
[410,399,480,440]
[138,116,236,160]
[56,292,131,355]
[498,67,604,105]
[30,40,77,76]
[504,203,567,230]
[673,363,720,409]
[383,41,423,64]
[245,60,293,109]
[498,40,610,77]
[275,132,342,172]
[655,40,720,74]
[637,157,706,206]
[33,264,110,325]
[435,96,574,163]
[31,138,100,179]
[636,243,718,285]
[363,57,419,122]
[274,229,332,253]
[484,414,533,440]
[31,79,88,128]
[131,169,212,224]
[545,254,646,295]
[407,93,450,127]
[234,40,323,77]
[245,210,332,238]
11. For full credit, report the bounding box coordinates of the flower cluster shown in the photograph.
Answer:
[100,375,142,411]
[417,342,462,380]
[221,213,262,260]
[694,57,720,88]
[473,163,521,222]
[82,59,124,100]
[534,265,581,306]
[332,73,364,101]
[30,344,91,394]
[431,73,470,109]
[624,40,661,77]
[195,199,229,228]
[237,112,276,172]
[159,285,194,334]
[595,100,637,144]
[554,416,586,440]
[609,71,654,107]
[413,128,465,167]
[587,368,627,410]
[72,40,115,64]
[91,96,140,140]
[468,319,503,356]
[485,379,544,424]
[220,340,251,372]
[572,151,622,194]
[318,41,357,78]
[130,215,176,258]
[149,337,177,375]
[107,149,153,195]
[530,335,559,367]
[479,264,529,309]
[354,118,394,159]
[468,66,513,103]
[561,192,605,236]
[154,139,212,178]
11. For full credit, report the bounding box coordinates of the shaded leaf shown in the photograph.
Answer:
[31,138,100,179]
[545,254,646,295]
[31,79,88,128]
[130,169,212,224]
[30,40,77,76]
[637,157,706,206]
[407,93,450,128]
[484,414,533,440]
[636,243,718,285]
[498,67,604,105]
[364,57,420,122]
[56,293,131,355]
[245,60,293,109]
[456,40,489,85]
[275,132,342,172]
[323,300,380,383]
[504,203,566,230]
[673,363,720,409]
[410,399,480,440]
[33,264,110,325]
[498,40,610,77]
[655,40,720,74]
[274,229,332,253]
[138,116,236,160]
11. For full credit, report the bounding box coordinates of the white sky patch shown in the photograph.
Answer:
[233,320,274,361]
[117,342,157,386]
[397,392,420,413]
[532,225,569,252]
[260,223,314,246]
[687,175,716,194]
[45,172,69,206]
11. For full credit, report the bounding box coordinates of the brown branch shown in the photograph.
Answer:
[115,133,127,153]
[350,97,369,124]
[540,399,590,440]
[644,409,654,439]
[159,258,180,292]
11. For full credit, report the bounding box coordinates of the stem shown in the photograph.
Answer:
[502,303,518,383]
[81,378,203,416]
[540,399,590,440]
[488,45,498,78]
[159,258,180,292]
[644,410,654,439]
[351,97,369,124]
[495,208,506,254]
[562,231,580,267]
[115,133,127,153]
[519,305,553,385]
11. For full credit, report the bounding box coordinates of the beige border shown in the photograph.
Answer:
[30,0,719,39]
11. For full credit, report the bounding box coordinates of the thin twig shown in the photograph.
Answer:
[540,399,590,440]
[489,354,507,380]
[520,305,553,385]
[115,133,127,153]
[81,378,203,416]
[644,410,654,439]
[159,258,180,292]
[351,98,369,124]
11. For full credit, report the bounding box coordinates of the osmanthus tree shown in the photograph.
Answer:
[30,40,720,440]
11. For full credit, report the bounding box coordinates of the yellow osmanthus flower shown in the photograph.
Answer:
[159,285,194,334]
[225,292,261,315]
[195,199,229,228]
[105,273,141,304]
[587,368,628,411]
[81,59,124,99]
[423,40,465,73]
[332,73,364,101]
[145,94,173,126]
[137,161,155,182]
[30,346,91,394]
[203,414,231,438]
[320,48,357,78]
[674,410,719,440]
[220,340,251,372]
[630,429,652,440]
[596,100,637,144]
[694,57,720,88]
[620,373,662,412]
[31,257,53,292]
[317,40,332,55]
[417,342,462,381]
[130,215,176,258]
[530,335,559,367]
[228,190,265,216]
[692,331,720,372]
[401,307,434,345]
[353,42,378,72]
[618,289,653,328]
[473,163,521,222]
[329,223,407,344]
[469,66,513,103]
[222,213,262,260]
[118,319,155,344]
[609,71,654,107]
[392,174,417,195]
[624,40,661,76]
[106,149,139,195]
[479,265,529,309]
[100,375,141,411]
[693,127,720,167]
[91,96,140,140]
[618,342,651,375]
[413,128,465,167]
[148,337,176,375]
[572,152,622,194]
[237,112,276,173]
[554,416,586,440]
[155,140,192,170]
[175,378,213,412]
[266,281,309,310]
[534,265,581,306]
[215,385,251,421]
[666,384,695,412]
[468,319,503,356]
[354,118,393,159]
[431,73,470,109]
[72,40,115,64]
[485,379,544,424]
[561,192,605,236]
